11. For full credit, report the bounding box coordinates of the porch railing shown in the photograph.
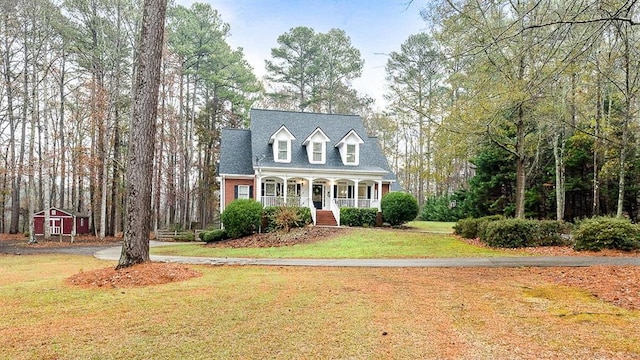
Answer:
[334,198,355,208]
[261,196,302,207]
[333,198,376,208]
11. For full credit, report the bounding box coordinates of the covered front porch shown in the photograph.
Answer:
[256,175,386,225]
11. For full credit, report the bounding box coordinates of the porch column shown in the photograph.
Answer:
[329,179,335,208]
[353,180,360,208]
[307,177,314,208]
[256,175,262,205]
[282,176,288,205]
[377,180,383,211]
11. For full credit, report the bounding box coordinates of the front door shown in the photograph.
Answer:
[312,184,324,209]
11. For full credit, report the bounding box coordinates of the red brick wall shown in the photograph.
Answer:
[224,178,256,207]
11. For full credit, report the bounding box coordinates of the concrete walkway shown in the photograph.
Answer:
[94,241,640,268]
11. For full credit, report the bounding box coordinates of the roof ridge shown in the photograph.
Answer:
[251,108,360,117]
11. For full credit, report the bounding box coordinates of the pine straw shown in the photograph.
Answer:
[66,262,202,288]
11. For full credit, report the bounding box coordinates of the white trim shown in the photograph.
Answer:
[219,173,255,179]
[269,125,296,144]
[257,166,387,177]
[302,127,330,145]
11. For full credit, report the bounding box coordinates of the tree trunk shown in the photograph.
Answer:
[117,0,167,269]
[514,105,526,219]
[553,132,565,221]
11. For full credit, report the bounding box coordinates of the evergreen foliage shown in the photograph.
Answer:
[221,199,263,239]
[200,229,228,243]
[573,217,640,251]
[418,191,473,221]
[453,215,505,239]
[381,192,419,226]
[340,208,378,227]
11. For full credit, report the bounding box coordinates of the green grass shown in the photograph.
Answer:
[152,228,518,259]
[406,220,456,233]
[2,255,639,359]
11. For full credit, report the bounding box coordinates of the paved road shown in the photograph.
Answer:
[93,242,640,268]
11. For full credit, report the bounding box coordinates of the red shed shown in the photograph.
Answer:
[33,207,90,236]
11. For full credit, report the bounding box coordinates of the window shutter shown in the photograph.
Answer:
[234,185,238,199]
[249,186,254,199]
[333,185,337,197]
[348,186,353,198]
[367,186,371,199]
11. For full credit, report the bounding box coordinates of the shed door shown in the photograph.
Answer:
[49,219,61,235]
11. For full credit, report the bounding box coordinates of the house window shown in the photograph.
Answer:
[346,144,356,164]
[358,185,368,199]
[287,183,301,197]
[277,140,288,161]
[312,142,322,162]
[337,183,350,199]
[237,185,250,199]
[264,182,276,196]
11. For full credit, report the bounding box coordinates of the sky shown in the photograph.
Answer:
[175,0,428,109]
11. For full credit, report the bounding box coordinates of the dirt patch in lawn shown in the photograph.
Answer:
[66,262,201,289]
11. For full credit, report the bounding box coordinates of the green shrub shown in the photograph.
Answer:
[573,217,640,251]
[296,207,312,227]
[481,218,539,248]
[381,192,419,226]
[174,232,195,242]
[340,207,378,227]
[221,199,263,239]
[453,215,504,239]
[536,220,572,246]
[201,229,227,243]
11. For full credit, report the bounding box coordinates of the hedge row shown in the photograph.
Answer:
[198,229,228,243]
[454,216,571,248]
[453,215,504,239]
[480,219,572,248]
[573,217,640,251]
[455,216,640,251]
[340,207,378,227]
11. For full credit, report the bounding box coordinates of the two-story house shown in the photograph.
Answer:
[218,109,399,226]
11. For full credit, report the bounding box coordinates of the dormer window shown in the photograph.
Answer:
[277,140,288,161]
[312,142,323,162]
[269,125,295,163]
[303,127,330,164]
[335,129,364,166]
[346,144,356,164]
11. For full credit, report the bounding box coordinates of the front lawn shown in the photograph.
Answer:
[406,220,456,233]
[1,254,639,359]
[152,227,517,259]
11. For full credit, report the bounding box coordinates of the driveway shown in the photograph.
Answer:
[93,242,640,268]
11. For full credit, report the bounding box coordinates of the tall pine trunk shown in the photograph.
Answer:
[117,0,167,269]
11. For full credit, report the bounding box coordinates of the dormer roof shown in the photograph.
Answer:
[268,125,296,144]
[302,127,331,146]
[335,129,364,147]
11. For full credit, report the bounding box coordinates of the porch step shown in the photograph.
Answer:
[315,210,338,226]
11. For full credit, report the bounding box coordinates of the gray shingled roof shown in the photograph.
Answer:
[219,129,253,175]
[220,109,399,185]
